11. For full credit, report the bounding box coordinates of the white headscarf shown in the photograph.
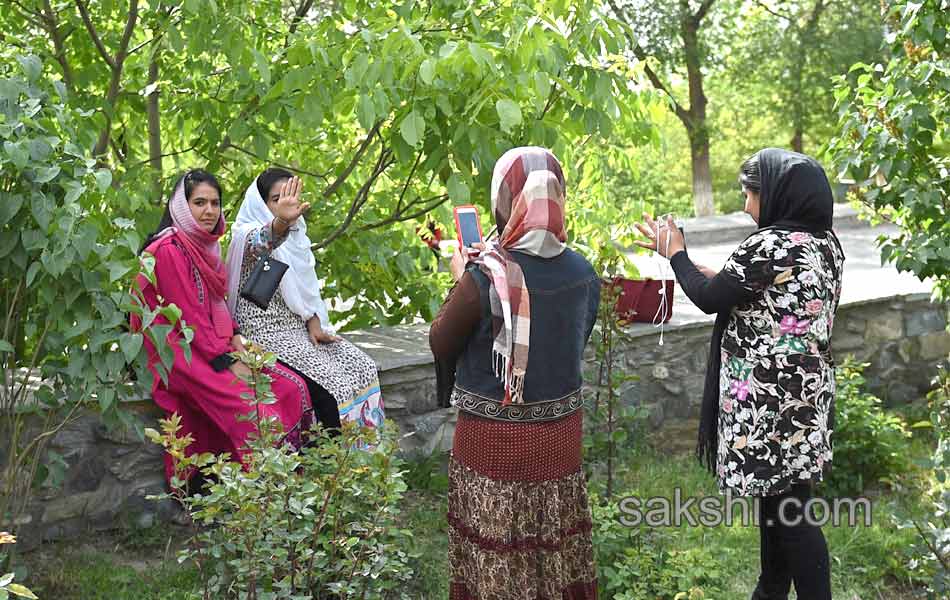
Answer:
[225,177,334,334]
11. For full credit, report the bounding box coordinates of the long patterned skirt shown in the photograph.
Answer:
[448,410,597,599]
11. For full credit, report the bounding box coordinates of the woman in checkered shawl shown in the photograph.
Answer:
[430,147,601,599]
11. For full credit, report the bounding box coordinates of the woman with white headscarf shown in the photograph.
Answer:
[225,168,384,433]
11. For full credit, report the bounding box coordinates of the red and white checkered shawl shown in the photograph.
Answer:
[472,146,567,406]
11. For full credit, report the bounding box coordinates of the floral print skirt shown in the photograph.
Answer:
[448,409,597,599]
[717,350,835,497]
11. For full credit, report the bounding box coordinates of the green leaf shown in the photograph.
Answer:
[344,53,369,89]
[357,95,376,130]
[119,332,144,363]
[16,55,42,82]
[6,583,38,600]
[25,262,41,286]
[419,59,436,85]
[33,166,60,183]
[436,95,454,117]
[0,340,13,352]
[447,173,470,204]
[534,71,551,101]
[3,142,28,169]
[21,229,47,251]
[63,181,85,204]
[30,193,51,232]
[251,49,271,87]
[108,261,132,282]
[0,194,24,225]
[94,169,112,192]
[495,98,522,132]
[399,109,425,148]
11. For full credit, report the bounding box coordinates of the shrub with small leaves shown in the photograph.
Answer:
[895,368,950,597]
[821,358,912,497]
[0,532,37,599]
[146,345,414,599]
[591,497,724,599]
[827,0,950,301]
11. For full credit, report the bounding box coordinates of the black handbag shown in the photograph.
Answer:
[240,252,289,310]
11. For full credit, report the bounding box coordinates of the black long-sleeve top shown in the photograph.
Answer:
[668,250,755,314]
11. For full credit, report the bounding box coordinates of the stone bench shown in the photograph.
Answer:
[9,207,949,547]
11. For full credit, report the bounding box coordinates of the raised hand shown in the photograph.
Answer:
[275,176,311,225]
[634,213,686,259]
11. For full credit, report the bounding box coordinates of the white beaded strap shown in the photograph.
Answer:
[652,219,673,346]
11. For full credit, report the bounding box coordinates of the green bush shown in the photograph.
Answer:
[401,450,449,495]
[147,346,414,599]
[895,368,950,597]
[592,496,726,600]
[822,358,912,497]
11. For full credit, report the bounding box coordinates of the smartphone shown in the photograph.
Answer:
[453,205,484,248]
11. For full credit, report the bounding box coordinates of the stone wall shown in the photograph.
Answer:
[614,293,949,430]
[9,336,444,551]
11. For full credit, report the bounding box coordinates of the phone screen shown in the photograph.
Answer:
[457,211,482,247]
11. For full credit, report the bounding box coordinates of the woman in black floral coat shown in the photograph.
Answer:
[637,148,844,600]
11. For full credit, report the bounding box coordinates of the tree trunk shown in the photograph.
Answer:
[682,2,715,216]
[608,0,716,215]
[789,0,827,156]
[689,131,714,217]
[790,128,804,153]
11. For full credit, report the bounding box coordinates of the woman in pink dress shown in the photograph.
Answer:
[132,169,312,485]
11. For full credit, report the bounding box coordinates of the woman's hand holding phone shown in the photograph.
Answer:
[449,242,486,281]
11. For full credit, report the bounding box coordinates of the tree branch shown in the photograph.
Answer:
[312,145,396,250]
[395,151,423,213]
[146,46,162,194]
[223,143,332,185]
[694,0,716,23]
[114,0,140,65]
[9,1,44,29]
[288,0,314,37]
[74,0,116,70]
[752,0,794,22]
[540,87,562,120]
[79,0,140,157]
[38,0,75,89]
[322,120,384,199]
[607,0,690,123]
[127,145,197,170]
[358,193,451,231]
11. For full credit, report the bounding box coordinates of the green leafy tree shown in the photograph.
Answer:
[608,0,731,217]
[2,0,645,328]
[827,0,949,300]
[0,52,173,564]
[726,1,883,154]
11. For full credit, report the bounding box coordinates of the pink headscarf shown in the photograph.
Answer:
[151,178,232,339]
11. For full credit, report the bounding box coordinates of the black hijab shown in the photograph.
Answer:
[696,148,836,472]
[756,148,834,234]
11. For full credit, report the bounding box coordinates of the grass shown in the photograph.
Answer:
[594,444,925,599]
[19,524,200,599]
[11,424,934,600]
